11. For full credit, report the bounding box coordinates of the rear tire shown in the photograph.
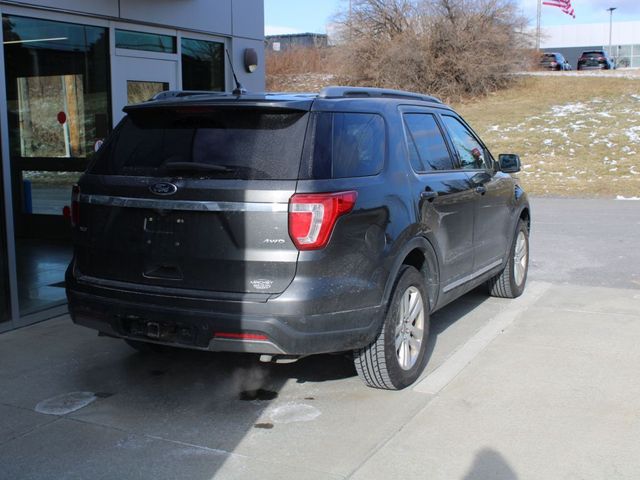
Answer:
[354,266,430,390]
[488,219,529,298]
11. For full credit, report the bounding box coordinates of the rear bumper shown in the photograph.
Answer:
[66,272,385,356]
[577,64,608,70]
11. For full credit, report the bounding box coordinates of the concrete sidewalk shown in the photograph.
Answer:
[353,283,640,479]
[2,279,639,479]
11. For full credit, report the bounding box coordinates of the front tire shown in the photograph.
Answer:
[354,266,430,390]
[488,219,529,298]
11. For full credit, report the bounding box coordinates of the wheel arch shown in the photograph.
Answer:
[519,206,531,232]
[382,236,440,313]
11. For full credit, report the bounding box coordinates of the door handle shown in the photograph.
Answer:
[475,185,487,195]
[420,190,439,201]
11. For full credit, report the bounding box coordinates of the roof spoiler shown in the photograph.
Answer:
[150,90,224,101]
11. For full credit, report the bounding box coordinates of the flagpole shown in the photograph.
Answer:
[536,0,542,50]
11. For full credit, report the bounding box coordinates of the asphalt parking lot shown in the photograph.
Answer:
[1,197,639,480]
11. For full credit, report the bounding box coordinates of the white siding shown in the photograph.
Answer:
[541,21,640,48]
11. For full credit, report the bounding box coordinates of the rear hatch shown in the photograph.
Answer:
[580,52,606,66]
[540,54,557,68]
[74,101,311,296]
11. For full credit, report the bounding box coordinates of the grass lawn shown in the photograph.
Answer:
[454,74,640,198]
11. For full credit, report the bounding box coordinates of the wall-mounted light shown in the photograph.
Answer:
[244,48,258,73]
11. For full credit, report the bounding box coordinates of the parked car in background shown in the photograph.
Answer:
[577,50,615,70]
[539,52,571,71]
[66,86,530,390]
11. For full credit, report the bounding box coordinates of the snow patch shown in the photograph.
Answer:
[550,102,587,117]
[268,402,321,424]
[35,392,97,415]
[616,195,640,200]
[625,126,640,143]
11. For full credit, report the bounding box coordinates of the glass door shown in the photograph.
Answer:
[3,15,110,316]
[112,55,178,125]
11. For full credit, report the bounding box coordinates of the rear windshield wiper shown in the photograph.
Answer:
[162,161,234,173]
[162,161,270,179]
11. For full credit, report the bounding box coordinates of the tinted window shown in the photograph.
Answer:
[302,113,385,179]
[116,30,176,53]
[333,113,384,178]
[442,115,490,170]
[89,109,309,180]
[403,114,453,171]
[181,38,225,91]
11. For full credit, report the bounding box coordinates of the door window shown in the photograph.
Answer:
[3,15,110,216]
[441,115,490,170]
[127,81,169,105]
[403,113,454,172]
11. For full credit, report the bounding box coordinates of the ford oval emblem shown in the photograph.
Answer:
[149,182,178,196]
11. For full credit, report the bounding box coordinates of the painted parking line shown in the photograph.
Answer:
[414,281,552,395]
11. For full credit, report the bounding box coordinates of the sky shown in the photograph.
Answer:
[264,0,640,35]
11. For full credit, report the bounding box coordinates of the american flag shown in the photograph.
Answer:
[542,0,576,19]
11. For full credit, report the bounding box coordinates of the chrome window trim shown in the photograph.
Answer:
[79,194,289,213]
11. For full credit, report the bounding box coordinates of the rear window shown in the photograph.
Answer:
[88,108,310,180]
[300,112,385,179]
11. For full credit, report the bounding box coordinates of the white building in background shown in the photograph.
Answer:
[541,21,640,68]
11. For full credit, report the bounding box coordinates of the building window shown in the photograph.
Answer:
[181,37,225,91]
[3,14,110,215]
[115,29,176,54]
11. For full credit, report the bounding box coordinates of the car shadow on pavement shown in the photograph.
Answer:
[50,286,498,479]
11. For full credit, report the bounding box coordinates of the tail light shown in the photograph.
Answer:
[288,191,357,250]
[598,57,605,61]
[550,61,557,67]
[71,184,80,227]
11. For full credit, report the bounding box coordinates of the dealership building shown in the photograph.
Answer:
[0,0,265,331]
[541,20,640,68]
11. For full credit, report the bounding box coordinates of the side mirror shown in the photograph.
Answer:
[499,154,521,173]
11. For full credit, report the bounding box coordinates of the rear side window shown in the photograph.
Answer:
[403,113,453,172]
[88,108,310,180]
[301,112,385,179]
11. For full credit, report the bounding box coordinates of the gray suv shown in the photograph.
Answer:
[66,86,530,390]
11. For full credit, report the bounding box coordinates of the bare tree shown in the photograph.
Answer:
[333,0,529,100]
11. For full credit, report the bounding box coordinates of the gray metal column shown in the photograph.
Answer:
[0,4,21,330]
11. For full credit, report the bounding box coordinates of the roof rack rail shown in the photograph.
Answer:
[319,86,442,104]
[150,90,225,101]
